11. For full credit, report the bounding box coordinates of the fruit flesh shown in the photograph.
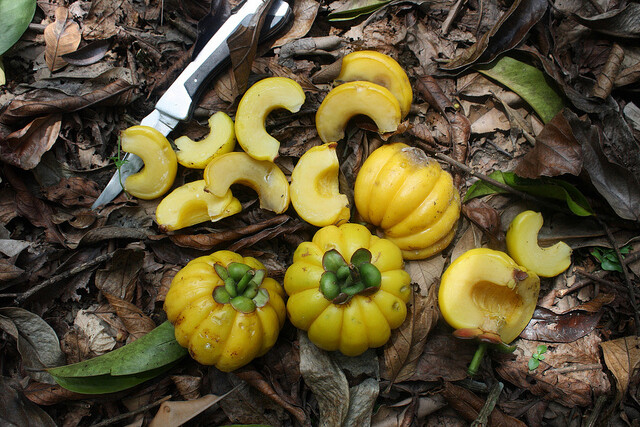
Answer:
[506,210,572,277]
[175,112,236,169]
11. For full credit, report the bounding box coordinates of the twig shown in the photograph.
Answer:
[556,279,593,298]
[89,395,172,427]
[14,253,115,305]
[598,218,640,336]
[573,268,628,293]
[470,381,504,427]
[549,363,602,374]
[584,394,607,427]
[442,0,468,35]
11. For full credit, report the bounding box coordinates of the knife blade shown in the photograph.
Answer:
[91,0,291,209]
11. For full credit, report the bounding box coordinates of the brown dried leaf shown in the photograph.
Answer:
[94,249,144,301]
[515,111,583,178]
[235,368,309,426]
[41,177,101,208]
[381,258,443,385]
[413,327,476,382]
[520,306,601,343]
[272,0,321,48]
[0,378,57,426]
[441,382,527,426]
[149,394,227,427]
[462,199,504,245]
[23,381,88,406]
[102,292,155,340]
[44,7,81,72]
[440,0,548,71]
[0,115,61,170]
[600,336,640,400]
[0,259,24,281]
[170,375,202,401]
[496,333,610,407]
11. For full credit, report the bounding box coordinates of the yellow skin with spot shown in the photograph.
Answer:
[164,251,286,372]
[438,248,540,344]
[284,223,411,356]
[354,142,461,260]
[121,126,177,200]
[290,142,350,227]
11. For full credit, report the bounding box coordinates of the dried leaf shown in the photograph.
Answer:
[94,249,144,301]
[23,381,89,406]
[41,177,101,208]
[520,306,601,343]
[0,307,66,383]
[413,328,476,382]
[496,333,609,407]
[272,0,321,47]
[462,199,503,245]
[0,258,25,281]
[600,336,640,399]
[515,110,583,178]
[441,382,527,426]
[61,39,111,66]
[574,3,640,39]
[441,0,547,71]
[0,114,61,170]
[227,0,273,98]
[564,109,640,220]
[103,292,156,341]
[149,394,228,427]
[345,378,379,426]
[0,79,135,126]
[299,330,349,427]
[0,377,57,427]
[382,258,442,384]
[44,7,82,71]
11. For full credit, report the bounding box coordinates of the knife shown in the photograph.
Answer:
[91,0,291,209]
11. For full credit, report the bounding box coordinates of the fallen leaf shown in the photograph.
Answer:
[272,0,321,47]
[0,377,57,427]
[441,382,527,426]
[496,333,610,407]
[149,393,230,427]
[41,176,101,208]
[600,336,640,400]
[44,7,81,71]
[476,56,565,124]
[328,0,391,21]
[564,109,640,220]
[515,110,583,178]
[382,258,442,385]
[103,292,156,341]
[412,327,476,382]
[520,306,602,343]
[94,248,144,301]
[299,330,350,426]
[0,0,36,56]
[441,0,548,71]
[60,38,111,66]
[0,259,25,281]
[345,378,379,426]
[0,114,61,170]
[462,200,504,246]
[23,381,89,406]
[574,3,640,39]
[0,307,66,383]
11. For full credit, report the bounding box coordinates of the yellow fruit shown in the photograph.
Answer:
[174,112,236,169]
[506,210,572,277]
[290,143,350,227]
[315,81,401,143]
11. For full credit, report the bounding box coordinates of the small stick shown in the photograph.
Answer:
[550,363,602,374]
[442,0,468,35]
[584,394,607,427]
[89,395,172,427]
[470,381,504,427]
[598,218,640,335]
[573,268,628,293]
[15,252,114,305]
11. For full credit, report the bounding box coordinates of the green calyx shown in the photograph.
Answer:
[212,263,269,313]
[319,248,382,304]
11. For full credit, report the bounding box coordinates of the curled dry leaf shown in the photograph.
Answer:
[600,336,640,400]
[298,330,350,427]
[381,258,443,385]
[0,114,61,170]
[345,378,379,427]
[520,306,602,343]
[44,7,82,72]
[149,394,228,427]
[0,377,57,427]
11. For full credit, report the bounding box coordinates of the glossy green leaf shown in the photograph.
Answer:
[0,0,37,56]
[476,55,565,123]
[48,321,187,394]
[464,171,593,216]
[328,0,391,22]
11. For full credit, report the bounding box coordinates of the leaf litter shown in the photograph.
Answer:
[1,0,640,425]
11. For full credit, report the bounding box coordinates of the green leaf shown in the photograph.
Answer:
[476,55,565,123]
[464,171,593,216]
[590,245,631,273]
[48,321,187,394]
[328,0,391,21]
[0,0,37,56]
[528,357,540,371]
